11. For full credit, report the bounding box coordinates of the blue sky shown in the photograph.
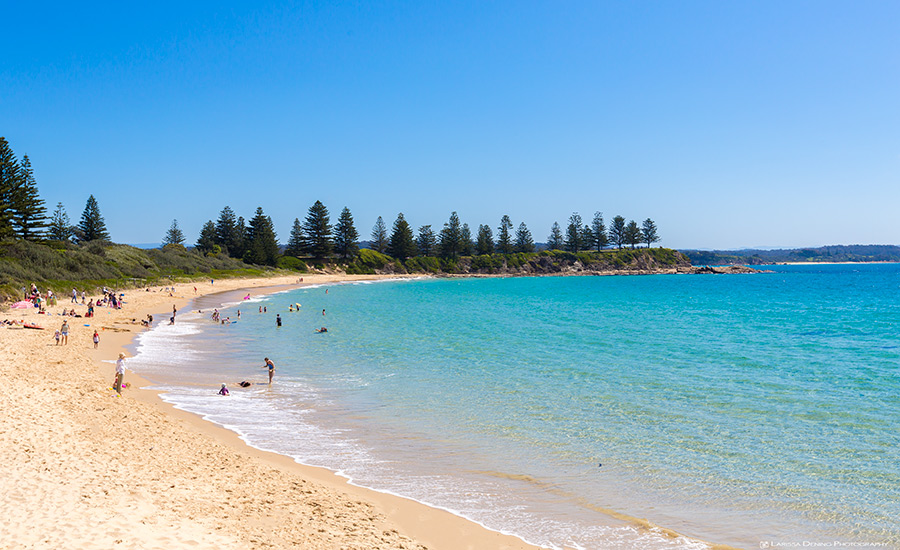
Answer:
[2,1,897,249]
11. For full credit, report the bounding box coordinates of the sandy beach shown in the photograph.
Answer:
[0,275,540,550]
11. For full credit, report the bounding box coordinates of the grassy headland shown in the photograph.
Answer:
[0,239,268,300]
[1,238,691,302]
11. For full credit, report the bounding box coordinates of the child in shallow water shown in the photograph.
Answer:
[218,383,229,396]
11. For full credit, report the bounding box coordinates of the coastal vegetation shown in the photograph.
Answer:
[0,134,683,299]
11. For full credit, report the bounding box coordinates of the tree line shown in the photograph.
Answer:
[190,202,660,267]
[1,136,661,268]
[0,137,111,244]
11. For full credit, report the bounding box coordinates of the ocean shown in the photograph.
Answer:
[127,264,900,550]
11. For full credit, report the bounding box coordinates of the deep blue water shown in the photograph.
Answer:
[130,265,900,550]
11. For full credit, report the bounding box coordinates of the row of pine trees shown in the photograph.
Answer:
[188,202,660,267]
[0,137,110,243]
[1,136,661,269]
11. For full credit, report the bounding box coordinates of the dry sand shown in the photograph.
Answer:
[0,275,541,550]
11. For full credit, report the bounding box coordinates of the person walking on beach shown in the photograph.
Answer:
[60,319,69,345]
[92,330,100,349]
[114,353,126,394]
[71,288,77,303]
[262,357,275,385]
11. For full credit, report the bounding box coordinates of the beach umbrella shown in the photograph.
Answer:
[10,301,34,309]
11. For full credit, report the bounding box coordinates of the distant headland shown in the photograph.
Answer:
[681,245,900,265]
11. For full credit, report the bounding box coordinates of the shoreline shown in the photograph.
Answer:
[1,274,539,549]
[134,275,726,550]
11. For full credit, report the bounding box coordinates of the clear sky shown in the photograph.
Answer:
[2,1,898,249]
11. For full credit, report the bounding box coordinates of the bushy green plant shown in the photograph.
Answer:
[276,256,308,271]
[469,254,506,272]
[404,256,440,272]
[440,258,459,273]
[356,248,392,269]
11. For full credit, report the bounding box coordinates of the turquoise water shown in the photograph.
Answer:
[130,265,900,550]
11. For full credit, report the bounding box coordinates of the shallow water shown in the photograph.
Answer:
[129,265,900,550]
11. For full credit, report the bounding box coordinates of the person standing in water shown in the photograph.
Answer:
[262,357,275,385]
[276,314,282,327]
[115,353,126,394]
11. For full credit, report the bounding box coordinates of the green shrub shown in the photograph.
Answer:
[440,258,459,273]
[276,256,308,271]
[356,248,392,269]
[404,256,440,273]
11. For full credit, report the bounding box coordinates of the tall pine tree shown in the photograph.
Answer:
[624,220,642,249]
[591,212,608,251]
[476,224,494,255]
[196,220,217,253]
[0,136,20,239]
[496,215,514,254]
[163,219,185,246]
[564,212,583,253]
[438,212,463,258]
[642,218,660,248]
[245,207,279,265]
[371,216,388,253]
[416,225,436,256]
[514,222,534,253]
[460,223,474,256]
[215,206,242,257]
[11,155,48,240]
[301,200,333,259]
[609,215,627,249]
[285,218,305,257]
[387,213,416,260]
[333,207,359,259]
[547,222,563,250]
[48,202,73,242]
[78,195,110,242]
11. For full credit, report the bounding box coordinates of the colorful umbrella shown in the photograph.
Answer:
[10,301,34,309]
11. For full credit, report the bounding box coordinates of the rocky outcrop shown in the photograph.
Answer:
[679,265,765,274]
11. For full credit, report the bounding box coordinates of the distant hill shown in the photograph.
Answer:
[681,245,900,265]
